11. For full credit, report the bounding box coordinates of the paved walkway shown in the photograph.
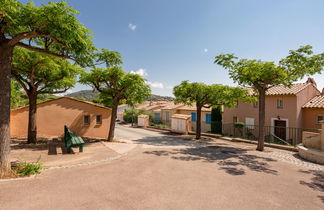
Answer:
[1,124,323,210]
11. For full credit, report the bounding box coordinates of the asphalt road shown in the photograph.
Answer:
[0,125,323,210]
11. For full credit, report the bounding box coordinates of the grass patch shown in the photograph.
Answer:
[14,157,44,177]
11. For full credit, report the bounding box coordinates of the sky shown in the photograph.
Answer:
[20,0,324,96]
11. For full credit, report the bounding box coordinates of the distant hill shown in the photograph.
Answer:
[65,90,99,101]
[65,90,173,102]
[146,94,174,101]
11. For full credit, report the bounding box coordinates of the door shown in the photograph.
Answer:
[274,120,286,140]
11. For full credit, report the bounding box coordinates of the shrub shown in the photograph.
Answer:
[124,108,153,124]
[234,122,245,128]
[14,158,43,177]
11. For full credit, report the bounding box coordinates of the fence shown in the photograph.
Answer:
[212,122,320,146]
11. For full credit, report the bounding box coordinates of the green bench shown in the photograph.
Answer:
[64,125,85,153]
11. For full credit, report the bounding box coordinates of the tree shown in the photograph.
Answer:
[211,106,222,134]
[80,50,151,141]
[0,0,94,177]
[173,81,250,139]
[215,45,324,151]
[12,48,81,144]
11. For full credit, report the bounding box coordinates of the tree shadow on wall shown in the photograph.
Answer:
[144,144,278,176]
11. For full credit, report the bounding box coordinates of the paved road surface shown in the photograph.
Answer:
[0,125,323,210]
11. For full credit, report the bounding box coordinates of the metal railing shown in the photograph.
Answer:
[212,122,320,146]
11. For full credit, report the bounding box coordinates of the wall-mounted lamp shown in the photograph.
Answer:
[277,116,281,120]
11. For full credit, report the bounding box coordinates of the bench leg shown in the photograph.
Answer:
[79,145,83,153]
[67,147,72,154]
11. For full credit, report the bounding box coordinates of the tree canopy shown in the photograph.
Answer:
[0,0,95,176]
[173,81,251,139]
[0,0,95,63]
[215,45,324,151]
[12,47,81,95]
[80,49,151,141]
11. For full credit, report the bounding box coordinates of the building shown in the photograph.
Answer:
[222,78,320,143]
[302,94,324,129]
[176,105,212,133]
[10,97,112,139]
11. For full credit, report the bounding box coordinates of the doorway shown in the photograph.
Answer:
[274,120,287,140]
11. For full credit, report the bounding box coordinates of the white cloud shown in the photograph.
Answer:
[204,48,208,53]
[147,81,164,89]
[166,86,173,89]
[128,23,137,31]
[130,68,147,77]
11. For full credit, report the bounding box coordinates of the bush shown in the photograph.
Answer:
[234,122,245,128]
[211,106,222,134]
[14,158,43,177]
[123,108,153,124]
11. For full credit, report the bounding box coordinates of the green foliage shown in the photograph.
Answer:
[12,47,81,95]
[173,81,251,108]
[234,122,245,128]
[214,45,324,90]
[123,108,153,124]
[36,94,58,103]
[0,0,95,65]
[173,81,250,139]
[80,64,151,107]
[211,106,222,134]
[14,158,43,177]
[96,49,122,67]
[10,80,24,108]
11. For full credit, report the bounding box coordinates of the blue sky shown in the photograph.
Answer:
[21,0,324,96]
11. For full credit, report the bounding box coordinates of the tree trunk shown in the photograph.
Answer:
[27,92,37,144]
[107,98,119,141]
[257,88,266,151]
[0,43,13,177]
[196,103,202,139]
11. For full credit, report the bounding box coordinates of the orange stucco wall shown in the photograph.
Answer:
[222,84,319,129]
[176,110,211,133]
[10,97,111,139]
[302,108,324,129]
[223,95,297,127]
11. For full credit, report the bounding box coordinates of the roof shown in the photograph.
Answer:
[247,81,318,96]
[177,105,212,112]
[11,97,112,111]
[303,95,324,108]
[161,102,185,110]
[171,114,191,120]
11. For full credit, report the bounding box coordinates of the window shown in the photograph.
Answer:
[206,114,211,124]
[191,112,197,122]
[253,101,258,108]
[166,112,170,122]
[233,116,238,123]
[277,99,284,109]
[154,112,161,123]
[96,115,102,124]
[316,115,324,124]
[83,115,90,125]
[245,117,255,129]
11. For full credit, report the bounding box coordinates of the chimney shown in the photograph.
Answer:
[306,77,317,86]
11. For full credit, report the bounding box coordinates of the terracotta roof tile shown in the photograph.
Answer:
[247,82,316,96]
[177,105,212,112]
[303,95,324,108]
[171,114,191,120]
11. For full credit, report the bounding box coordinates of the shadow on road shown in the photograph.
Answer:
[132,136,200,147]
[144,143,278,176]
[299,170,324,203]
[299,170,324,192]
